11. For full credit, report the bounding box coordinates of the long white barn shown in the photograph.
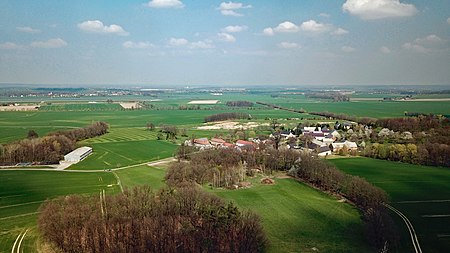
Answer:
[64,147,93,163]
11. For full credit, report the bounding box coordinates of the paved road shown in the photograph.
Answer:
[11,229,29,253]
[0,157,176,173]
[384,204,423,253]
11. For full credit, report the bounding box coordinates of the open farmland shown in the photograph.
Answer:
[39,102,122,111]
[265,96,450,118]
[101,161,373,253]
[330,157,450,253]
[0,170,120,252]
[69,127,177,170]
[212,178,372,253]
[0,107,307,143]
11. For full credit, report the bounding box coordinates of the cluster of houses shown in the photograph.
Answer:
[296,126,357,156]
[185,125,358,157]
[185,138,256,151]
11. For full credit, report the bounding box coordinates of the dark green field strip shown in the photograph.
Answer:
[330,157,450,253]
[212,178,372,253]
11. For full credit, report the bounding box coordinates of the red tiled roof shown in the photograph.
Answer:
[236,140,254,146]
[223,142,235,148]
[194,138,210,145]
[211,138,226,144]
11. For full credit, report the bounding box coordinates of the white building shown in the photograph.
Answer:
[331,141,357,152]
[64,147,93,162]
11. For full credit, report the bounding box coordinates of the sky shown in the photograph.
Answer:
[0,0,449,86]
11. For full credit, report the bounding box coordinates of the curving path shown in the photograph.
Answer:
[384,204,422,253]
[11,229,29,253]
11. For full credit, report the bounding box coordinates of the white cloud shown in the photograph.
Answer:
[341,46,356,52]
[30,38,67,48]
[402,35,445,53]
[222,25,248,33]
[0,42,22,50]
[278,42,300,49]
[300,20,331,33]
[190,40,215,49]
[274,21,299,33]
[218,2,252,16]
[447,17,450,25]
[380,46,391,54]
[217,32,236,42]
[414,34,443,44]
[123,41,155,49]
[332,27,349,35]
[319,13,330,18]
[16,26,41,34]
[168,38,189,46]
[402,43,429,53]
[221,10,243,17]
[342,0,418,20]
[264,20,334,36]
[263,27,274,36]
[146,0,184,8]
[77,20,129,36]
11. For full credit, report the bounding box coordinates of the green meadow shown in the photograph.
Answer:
[0,108,304,143]
[212,178,372,253]
[0,170,120,252]
[329,157,450,253]
[270,98,450,118]
[70,127,177,170]
[39,102,122,111]
[109,163,373,253]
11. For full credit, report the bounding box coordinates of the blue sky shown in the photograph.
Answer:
[0,0,449,86]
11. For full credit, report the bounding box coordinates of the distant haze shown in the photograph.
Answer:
[0,0,449,86]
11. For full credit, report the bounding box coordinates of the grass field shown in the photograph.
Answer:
[70,128,177,170]
[329,157,450,253]
[114,165,167,189]
[39,103,122,111]
[270,99,450,118]
[211,178,372,253]
[113,163,373,253]
[0,108,304,143]
[0,170,121,252]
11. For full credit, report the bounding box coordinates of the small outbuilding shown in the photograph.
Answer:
[64,147,93,163]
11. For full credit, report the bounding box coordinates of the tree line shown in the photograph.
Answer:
[364,142,450,167]
[305,92,350,102]
[0,122,108,165]
[204,112,251,123]
[226,101,254,107]
[38,185,267,253]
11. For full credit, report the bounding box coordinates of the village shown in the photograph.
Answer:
[185,121,359,157]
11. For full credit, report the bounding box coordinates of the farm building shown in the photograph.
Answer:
[210,138,226,146]
[236,140,254,148]
[331,141,357,152]
[64,147,93,162]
